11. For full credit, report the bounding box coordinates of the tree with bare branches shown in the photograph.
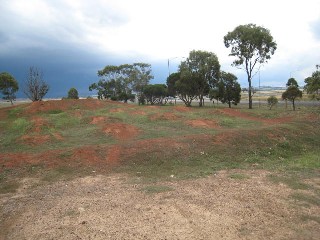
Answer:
[24,67,49,101]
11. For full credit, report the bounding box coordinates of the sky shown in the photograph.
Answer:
[1,0,320,98]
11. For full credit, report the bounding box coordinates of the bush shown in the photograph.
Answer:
[67,88,79,99]
[267,96,278,110]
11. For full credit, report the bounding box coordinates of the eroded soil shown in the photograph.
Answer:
[1,170,319,240]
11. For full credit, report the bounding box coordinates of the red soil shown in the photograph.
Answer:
[24,99,106,115]
[103,123,140,140]
[150,112,180,121]
[186,119,220,128]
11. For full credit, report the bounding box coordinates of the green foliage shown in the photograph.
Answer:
[166,72,180,97]
[178,50,220,107]
[24,67,49,101]
[267,96,278,110]
[282,86,302,110]
[286,78,299,87]
[143,84,168,105]
[0,72,19,104]
[216,72,241,108]
[304,67,320,100]
[67,87,79,99]
[90,63,153,102]
[224,23,277,109]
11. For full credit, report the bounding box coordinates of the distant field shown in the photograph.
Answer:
[0,99,319,239]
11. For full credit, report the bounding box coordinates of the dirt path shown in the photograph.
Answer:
[1,170,318,240]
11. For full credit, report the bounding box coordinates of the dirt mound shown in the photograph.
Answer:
[174,105,192,112]
[24,99,106,115]
[186,119,220,128]
[90,116,109,124]
[150,112,180,121]
[104,123,140,140]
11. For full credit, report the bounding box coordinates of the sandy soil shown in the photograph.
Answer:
[1,170,319,240]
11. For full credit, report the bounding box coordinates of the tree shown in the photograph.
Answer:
[90,63,153,103]
[267,96,278,110]
[24,67,49,101]
[166,72,180,97]
[286,77,299,87]
[304,66,320,100]
[175,73,198,107]
[178,50,220,107]
[67,87,79,99]
[143,84,168,105]
[224,24,277,109]
[282,86,302,111]
[217,72,241,108]
[0,72,19,105]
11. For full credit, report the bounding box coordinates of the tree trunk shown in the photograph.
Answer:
[199,95,203,107]
[292,99,295,111]
[248,78,252,109]
[228,101,231,108]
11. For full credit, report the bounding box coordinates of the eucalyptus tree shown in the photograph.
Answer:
[177,50,220,107]
[224,24,277,109]
[217,72,241,108]
[304,66,320,100]
[90,63,153,103]
[0,72,19,105]
[282,86,302,111]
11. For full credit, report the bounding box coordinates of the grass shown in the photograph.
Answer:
[0,99,319,185]
[229,173,250,180]
[140,185,174,194]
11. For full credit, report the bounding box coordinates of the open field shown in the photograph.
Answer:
[0,99,319,239]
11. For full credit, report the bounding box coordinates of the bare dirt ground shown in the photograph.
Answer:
[1,170,319,240]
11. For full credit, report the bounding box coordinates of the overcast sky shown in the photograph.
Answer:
[1,0,320,97]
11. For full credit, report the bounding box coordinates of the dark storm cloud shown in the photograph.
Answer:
[0,0,134,98]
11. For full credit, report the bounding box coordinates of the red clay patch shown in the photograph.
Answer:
[24,99,106,115]
[174,106,192,112]
[150,112,180,121]
[103,123,140,140]
[186,119,220,128]
[90,116,108,124]
[106,145,122,165]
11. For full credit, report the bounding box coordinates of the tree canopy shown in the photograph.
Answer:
[67,87,79,99]
[304,66,320,100]
[90,63,153,103]
[286,78,299,87]
[0,72,19,105]
[282,86,302,111]
[216,72,241,108]
[177,50,220,107]
[224,23,277,109]
[143,84,168,105]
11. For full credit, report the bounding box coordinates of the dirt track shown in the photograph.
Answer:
[1,170,319,240]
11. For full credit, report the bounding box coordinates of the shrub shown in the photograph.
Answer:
[67,88,79,99]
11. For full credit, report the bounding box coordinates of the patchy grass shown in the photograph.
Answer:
[229,173,250,180]
[140,185,174,194]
